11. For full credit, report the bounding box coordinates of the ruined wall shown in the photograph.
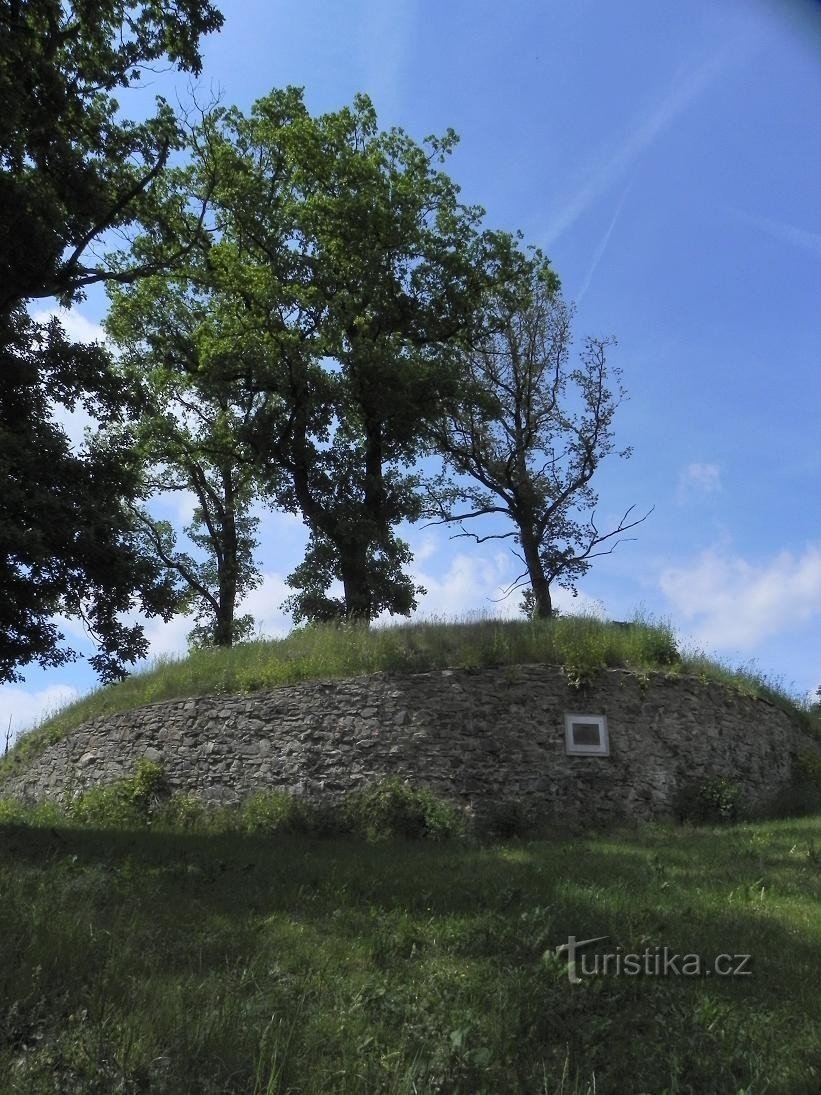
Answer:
[2,666,817,823]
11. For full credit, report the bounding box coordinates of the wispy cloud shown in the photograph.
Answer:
[575,177,635,304]
[391,540,606,623]
[544,39,755,247]
[731,209,821,259]
[676,461,722,502]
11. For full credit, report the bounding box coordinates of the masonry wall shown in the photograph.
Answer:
[2,666,818,824]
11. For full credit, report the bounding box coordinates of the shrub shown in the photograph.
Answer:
[674,776,741,824]
[239,790,313,835]
[344,777,465,841]
[0,797,65,827]
[68,759,167,828]
[154,792,208,831]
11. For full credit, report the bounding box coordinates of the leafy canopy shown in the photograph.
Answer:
[0,0,223,682]
[111,87,535,623]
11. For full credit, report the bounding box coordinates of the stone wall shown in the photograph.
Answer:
[2,666,818,824]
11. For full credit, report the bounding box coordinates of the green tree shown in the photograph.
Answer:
[116,87,529,623]
[0,1,223,681]
[0,310,180,682]
[106,277,265,649]
[0,0,223,308]
[428,275,651,619]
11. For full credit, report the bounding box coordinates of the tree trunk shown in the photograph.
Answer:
[214,584,236,646]
[215,463,238,646]
[340,542,372,623]
[518,525,553,619]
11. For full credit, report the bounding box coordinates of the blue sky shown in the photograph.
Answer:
[4,0,821,740]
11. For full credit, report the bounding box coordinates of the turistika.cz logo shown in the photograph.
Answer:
[551,936,753,984]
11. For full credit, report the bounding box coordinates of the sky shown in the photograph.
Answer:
[4,0,821,741]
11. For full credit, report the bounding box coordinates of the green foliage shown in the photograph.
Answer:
[344,777,464,841]
[675,776,742,824]
[105,274,266,651]
[797,748,821,788]
[0,796,63,827]
[239,791,316,835]
[0,0,223,310]
[768,749,821,818]
[154,792,209,832]
[112,86,535,625]
[68,759,167,828]
[0,311,182,683]
[0,1,222,683]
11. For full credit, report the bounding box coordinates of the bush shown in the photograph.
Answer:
[0,796,65,827]
[344,777,465,841]
[154,792,209,831]
[68,759,167,828]
[674,776,741,824]
[239,790,314,835]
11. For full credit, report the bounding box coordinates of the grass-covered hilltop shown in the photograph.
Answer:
[2,614,821,1092]
[2,613,819,784]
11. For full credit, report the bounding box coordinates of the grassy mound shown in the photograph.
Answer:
[0,812,818,1092]
[2,614,816,783]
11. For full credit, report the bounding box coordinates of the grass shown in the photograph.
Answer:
[0,810,819,1092]
[2,613,817,783]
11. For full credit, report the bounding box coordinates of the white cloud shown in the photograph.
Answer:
[400,549,606,623]
[0,683,81,742]
[660,544,821,649]
[411,550,519,620]
[677,462,721,501]
[141,611,195,660]
[31,306,107,345]
[240,572,293,638]
[408,533,439,565]
[137,570,294,662]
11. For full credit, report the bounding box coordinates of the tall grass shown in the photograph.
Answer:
[2,612,816,783]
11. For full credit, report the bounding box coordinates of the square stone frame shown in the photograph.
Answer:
[564,713,610,756]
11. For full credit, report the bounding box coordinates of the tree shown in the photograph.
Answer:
[428,274,651,618]
[0,0,223,309]
[0,1,223,681]
[0,310,179,682]
[116,88,529,623]
[105,276,265,649]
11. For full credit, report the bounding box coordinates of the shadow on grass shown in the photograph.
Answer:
[1,818,819,1093]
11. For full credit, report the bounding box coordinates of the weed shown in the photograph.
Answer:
[68,759,166,828]
[344,776,465,841]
